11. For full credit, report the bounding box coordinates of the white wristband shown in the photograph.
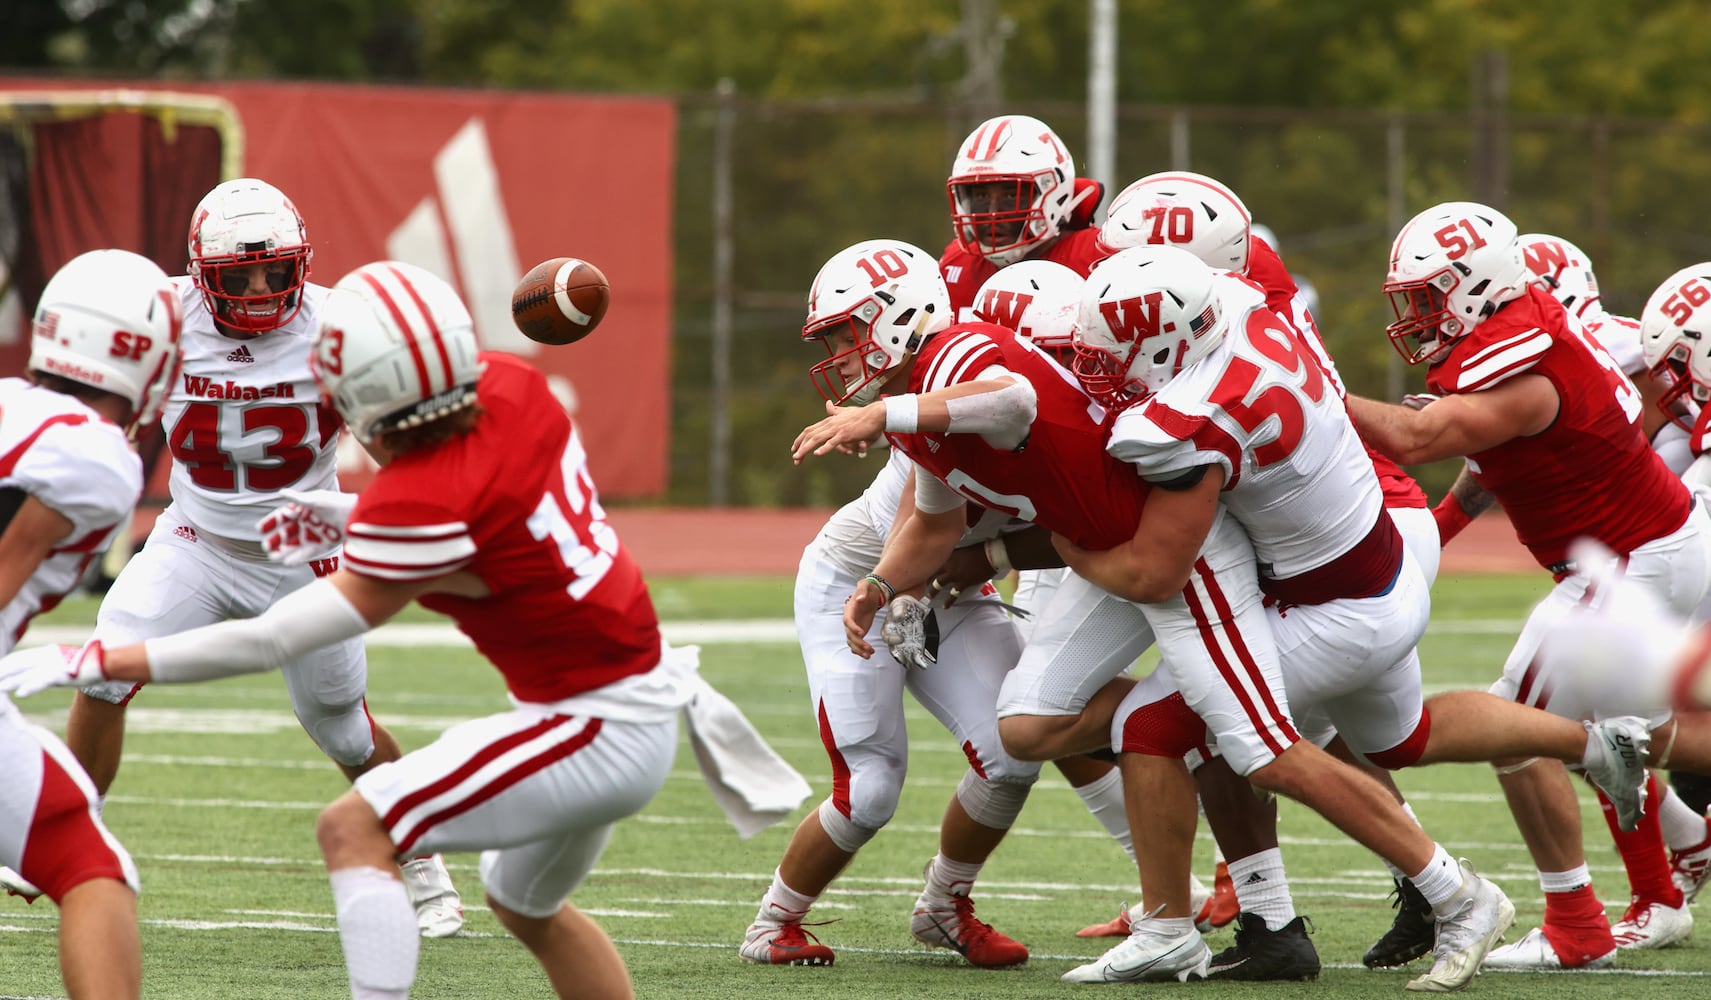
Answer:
[984,536,1013,577]
[884,394,920,434]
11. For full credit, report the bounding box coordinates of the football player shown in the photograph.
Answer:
[0,249,184,1000]
[5,179,465,936]
[792,239,1516,993]
[940,114,1110,318]
[1348,202,1711,970]
[0,262,703,1000]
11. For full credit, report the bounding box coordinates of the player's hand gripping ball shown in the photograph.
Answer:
[511,257,610,345]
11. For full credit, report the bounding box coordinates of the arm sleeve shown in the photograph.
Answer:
[913,465,966,515]
[943,367,1036,445]
[144,579,370,683]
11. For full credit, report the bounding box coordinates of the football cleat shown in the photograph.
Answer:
[1611,896,1693,950]
[1076,901,1132,939]
[1061,912,1211,984]
[1199,861,1239,932]
[1669,822,1711,902]
[911,892,1029,967]
[1206,913,1319,981]
[400,855,463,938]
[1481,927,1615,971]
[1363,876,1435,968]
[0,866,43,903]
[1406,862,1514,993]
[1581,717,1651,832]
[740,921,836,966]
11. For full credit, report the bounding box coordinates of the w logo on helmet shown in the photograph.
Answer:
[974,289,1035,334]
[1098,291,1167,345]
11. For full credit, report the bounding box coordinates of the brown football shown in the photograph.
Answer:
[510,257,610,345]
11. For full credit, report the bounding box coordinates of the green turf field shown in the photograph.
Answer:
[5,572,1705,999]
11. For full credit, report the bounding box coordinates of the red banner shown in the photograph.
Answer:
[0,79,674,497]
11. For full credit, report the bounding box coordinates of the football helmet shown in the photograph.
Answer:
[1518,232,1603,321]
[802,239,951,405]
[313,262,484,445]
[187,178,312,335]
[1383,201,1530,365]
[948,115,1077,267]
[1072,245,1225,410]
[1639,262,1711,428]
[1100,171,1251,273]
[971,259,1083,363]
[29,249,184,439]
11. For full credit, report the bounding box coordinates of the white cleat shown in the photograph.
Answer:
[1612,897,1693,950]
[0,866,43,903]
[1482,927,1615,971]
[1582,717,1651,832]
[1061,913,1210,984]
[1406,862,1515,993]
[401,854,463,938]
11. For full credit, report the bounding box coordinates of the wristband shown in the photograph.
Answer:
[984,537,1013,577]
[884,394,919,434]
[1433,494,1474,546]
[862,574,897,604]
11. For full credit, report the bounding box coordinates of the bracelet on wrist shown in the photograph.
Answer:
[862,573,897,604]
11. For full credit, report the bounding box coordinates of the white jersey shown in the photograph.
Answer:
[0,379,141,651]
[159,278,341,542]
[808,447,911,578]
[1109,279,1383,582]
[1582,310,1646,379]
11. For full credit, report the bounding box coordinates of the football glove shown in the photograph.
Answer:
[258,488,359,566]
[881,595,940,671]
[0,641,109,698]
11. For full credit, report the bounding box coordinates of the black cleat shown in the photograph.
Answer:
[1206,912,1320,981]
[1362,876,1435,968]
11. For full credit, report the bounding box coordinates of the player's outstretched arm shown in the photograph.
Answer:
[791,376,1034,463]
[1053,467,1224,604]
[1347,375,1558,465]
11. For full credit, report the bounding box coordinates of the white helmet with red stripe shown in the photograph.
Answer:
[971,259,1083,362]
[187,178,313,335]
[1518,233,1603,322]
[1100,171,1252,273]
[30,248,184,438]
[1072,245,1227,410]
[803,239,951,405]
[948,115,1078,266]
[312,261,483,444]
[1383,201,1529,365]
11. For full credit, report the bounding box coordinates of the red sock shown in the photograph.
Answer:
[1598,774,1685,908]
[1540,884,1615,964]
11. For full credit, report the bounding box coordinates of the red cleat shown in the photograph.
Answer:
[740,921,836,966]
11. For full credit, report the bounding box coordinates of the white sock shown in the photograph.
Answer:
[1228,848,1296,930]
[1138,914,1195,939]
[1660,786,1711,851]
[329,866,418,1000]
[1537,865,1592,894]
[1410,844,1463,910]
[755,868,818,925]
[925,854,984,898]
[1074,767,1134,862]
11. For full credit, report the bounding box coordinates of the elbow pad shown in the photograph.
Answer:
[945,378,1036,449]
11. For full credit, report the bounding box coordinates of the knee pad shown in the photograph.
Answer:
[1118,692,1206,758]
[818,799,882,852]
[954,769,1031,830]
[304,703,376,768]
[1366,707,1431,770]
[80,680,141,706]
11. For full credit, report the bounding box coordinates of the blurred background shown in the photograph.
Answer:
[5,0,1711,511]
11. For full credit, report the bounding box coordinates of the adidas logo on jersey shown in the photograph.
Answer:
[226,345,257,363]
[173,525,198,543]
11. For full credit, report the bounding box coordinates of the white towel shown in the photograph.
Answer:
[681,668,813,840]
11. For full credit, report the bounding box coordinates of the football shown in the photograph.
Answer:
[511,257,610,345]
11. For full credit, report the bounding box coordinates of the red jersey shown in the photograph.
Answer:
[1426,286,1692,569]
[1248,238,1426,509]
[940,228,1113,319]
[884,322,1148,550]
[342,353,660,702]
